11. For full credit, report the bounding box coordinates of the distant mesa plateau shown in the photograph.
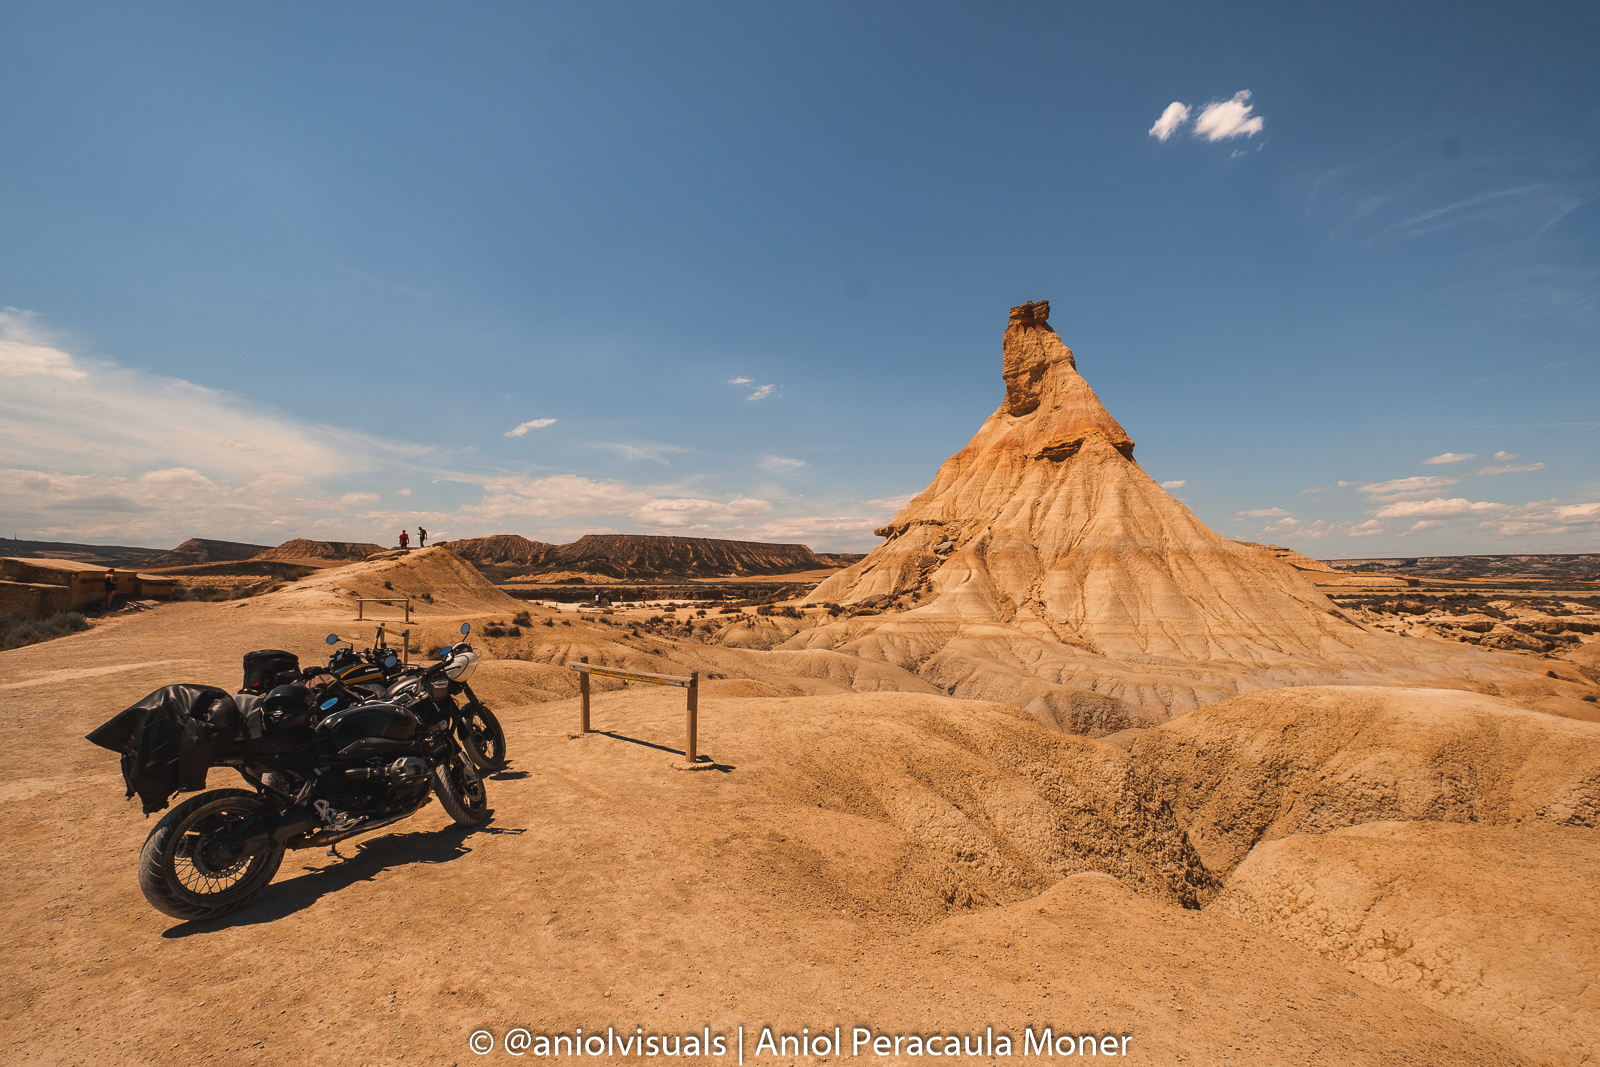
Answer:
[3,301,1598,1067]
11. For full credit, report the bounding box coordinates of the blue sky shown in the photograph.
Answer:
[2,1,1596,555]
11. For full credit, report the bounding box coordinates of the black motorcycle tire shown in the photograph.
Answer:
[137,788,285,921]
[430,750,489,826]
[456,702,508,772]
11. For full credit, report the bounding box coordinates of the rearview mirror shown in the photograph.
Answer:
[325,634,339,645]
[460,623,471,635]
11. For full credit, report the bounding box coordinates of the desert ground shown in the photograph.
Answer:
[2,546,1597,1067]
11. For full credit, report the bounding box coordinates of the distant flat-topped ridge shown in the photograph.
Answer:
[252,538,385,562]
[441,532,834,580]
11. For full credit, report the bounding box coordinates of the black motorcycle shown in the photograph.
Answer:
[88,639,491,921]
[324,623,508,772]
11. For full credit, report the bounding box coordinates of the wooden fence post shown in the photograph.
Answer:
[686,670,699,763]
[580,655,590,733]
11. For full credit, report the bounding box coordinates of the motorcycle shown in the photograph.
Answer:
[323,623,508,773]
[88,638,492,922]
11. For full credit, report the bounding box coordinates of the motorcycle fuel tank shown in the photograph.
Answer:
[314,702,420,749]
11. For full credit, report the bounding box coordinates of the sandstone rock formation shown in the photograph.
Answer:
[779,301,1555,721]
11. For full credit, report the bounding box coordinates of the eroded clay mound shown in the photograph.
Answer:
[739,693,1217,916]
[1128,685,1600,876]
[1213,821,1600,1067]
[252,538,385,562]
[258,546,526,615]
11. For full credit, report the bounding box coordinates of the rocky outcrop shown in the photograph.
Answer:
[252,538,384,562]
[148,538,273,565]
[778,300,1550,721]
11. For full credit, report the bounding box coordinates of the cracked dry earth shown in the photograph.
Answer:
[2,595,1596,1066]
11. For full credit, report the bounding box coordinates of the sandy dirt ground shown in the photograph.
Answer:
[0,592,1579,1067]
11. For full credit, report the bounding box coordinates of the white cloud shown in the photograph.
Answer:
[1160,479,1187,488]
[1474,462,1545,475]
[745,384,777,401]
[1399,520,1449,536]
[726,377,752,385]
[504,418,557,437]
[1148,102,1191,142]
[1193,91,1264,142]
[0,309,89,382]
[396,487,412,496]
[1421,452,1475,465]
[1374,497,1507,518]
[1494,451,1517,460]
[340,492,381,505]
[1236,507,1289,517]
[758,455,806,472]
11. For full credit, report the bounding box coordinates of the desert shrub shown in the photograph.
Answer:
[543,618,555,627]
[648,616,663,624]
[696,609,707,616]
[513,611,532,626]
[483,624,508,637]
[828,605,844,616]
[560,620,572,627]
[756,605,773,616]
[719,606,737,614]
[0,612,90,652]
[383,580,394,591]
[508,626,522,637]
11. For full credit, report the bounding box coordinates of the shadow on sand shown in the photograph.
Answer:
[161,817,524,937]
[598,730,735,772]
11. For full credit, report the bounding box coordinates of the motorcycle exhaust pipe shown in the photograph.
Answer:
[289,798,433,850]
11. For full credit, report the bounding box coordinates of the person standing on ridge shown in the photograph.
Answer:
[399,530,410,551]
[102,569,116,611]
[418,526,427,548]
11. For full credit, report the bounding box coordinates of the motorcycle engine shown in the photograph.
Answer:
[387,756,428,785]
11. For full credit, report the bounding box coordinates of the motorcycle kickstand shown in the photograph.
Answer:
[327,842,343,859]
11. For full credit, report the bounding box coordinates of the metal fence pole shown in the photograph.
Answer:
[580,655,590,733]
[686,671,699,763]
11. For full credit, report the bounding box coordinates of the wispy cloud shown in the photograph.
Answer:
[1421,452,1475,465]
[726,376,751,385]
[1193,91,1264,142]
[1474,461,1545,475]
[583,440,689,463]
[1264,516,1386,540]
[1160,479,1187,488]
[504,418,557,438]
[1148,102,1190,142]
[758,455,805,472]
[745,384,777,401]
[1236,507,1289,517]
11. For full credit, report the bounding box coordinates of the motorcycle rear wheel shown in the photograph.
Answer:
[430,750,490,826]
[137,788,285,921]
[457,703,508,772]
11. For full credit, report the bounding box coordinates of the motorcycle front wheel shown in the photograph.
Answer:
[430,750,490,826]
[456,702,508,772]
[137,788,285,921]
